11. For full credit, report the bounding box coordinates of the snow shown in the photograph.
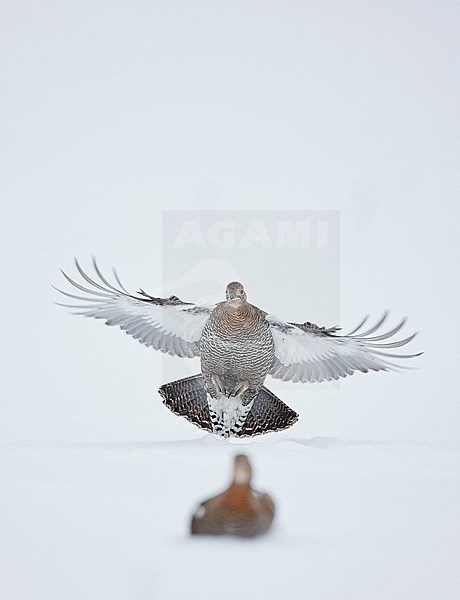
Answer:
[2,434,460,600]
[1,1,460,599]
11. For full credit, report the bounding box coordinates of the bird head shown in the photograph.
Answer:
[225,282,247,307]
[232,454,253,486]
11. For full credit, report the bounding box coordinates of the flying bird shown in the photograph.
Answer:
[191,454,275,538]
[56,258,421,438]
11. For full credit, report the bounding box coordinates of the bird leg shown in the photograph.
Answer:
[229,381,249,398]
[210,374,225,395]
[236,384,260,407]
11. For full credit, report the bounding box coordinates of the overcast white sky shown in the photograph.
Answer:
[1,1,459,444]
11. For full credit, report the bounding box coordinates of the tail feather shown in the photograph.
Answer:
[158,374,213,433]
[158,374,299,437]
[236,387,299,438]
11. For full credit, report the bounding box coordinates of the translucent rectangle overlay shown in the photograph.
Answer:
[161,210,340,394]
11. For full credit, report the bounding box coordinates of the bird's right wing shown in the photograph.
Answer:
[55,258,214,358]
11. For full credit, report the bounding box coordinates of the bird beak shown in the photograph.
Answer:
[228,293,236,300]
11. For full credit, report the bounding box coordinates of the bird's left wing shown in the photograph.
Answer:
[267,312,422,383]
[55,258,214,358]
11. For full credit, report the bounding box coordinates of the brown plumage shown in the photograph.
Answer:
[200,282,275,404]
[198,281,278,436]
[190,454,275,538]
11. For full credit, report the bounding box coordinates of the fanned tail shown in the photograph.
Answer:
[158,374,298,438]
[236,387,299,438]
[159,374,213,433]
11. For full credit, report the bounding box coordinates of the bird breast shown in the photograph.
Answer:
[200,303,275,384]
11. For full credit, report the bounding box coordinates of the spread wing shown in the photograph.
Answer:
[267,312,422,384]
[55,258,213,358]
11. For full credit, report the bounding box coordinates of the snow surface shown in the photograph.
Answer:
[2,435,460,600]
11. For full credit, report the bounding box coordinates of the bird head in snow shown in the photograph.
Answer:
[225,282,247,306]
[233,454,252,485]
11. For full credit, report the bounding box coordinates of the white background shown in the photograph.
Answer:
[1,2,459,599]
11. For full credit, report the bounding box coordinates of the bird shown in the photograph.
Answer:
[190,454,275,538]
[55,258,422,438]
